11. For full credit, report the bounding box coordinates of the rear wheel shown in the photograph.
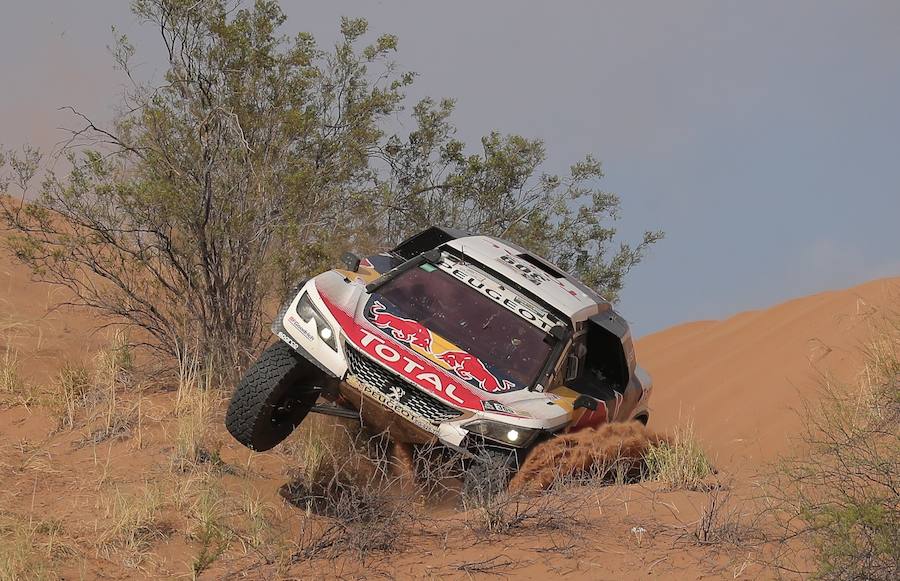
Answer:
[226,341,320,451]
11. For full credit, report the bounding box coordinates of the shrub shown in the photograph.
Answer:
[283,428,423,561]
[770,321,899,580]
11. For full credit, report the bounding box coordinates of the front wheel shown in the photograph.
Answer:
[226,341,319,451]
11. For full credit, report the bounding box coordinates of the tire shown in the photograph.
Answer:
[462,447,519,505]
[226,341,319,451]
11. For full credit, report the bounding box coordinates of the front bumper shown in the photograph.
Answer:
[341,343,476,446]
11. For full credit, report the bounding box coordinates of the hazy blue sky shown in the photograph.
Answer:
[2,1,898,335]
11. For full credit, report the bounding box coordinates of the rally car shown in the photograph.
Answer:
[226,226,652,492]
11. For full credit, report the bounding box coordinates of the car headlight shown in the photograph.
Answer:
[296,293,338,351]
[464,420,538,447]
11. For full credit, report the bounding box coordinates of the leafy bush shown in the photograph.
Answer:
[0,0,661,378]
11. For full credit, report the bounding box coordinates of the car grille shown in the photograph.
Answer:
[345,345,464,424]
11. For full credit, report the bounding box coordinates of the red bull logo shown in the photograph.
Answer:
[369,301,433,351]
[437,350,515,393]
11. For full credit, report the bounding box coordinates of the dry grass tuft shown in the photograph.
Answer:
[93,330,133,391]
[464,487,588,536]
[48,330,138,440]
[97,483,172,566]
[0,342,23,396]
[690,485,762,547]
[234,489,277,551]
[0,341,38,408]
[76,411,137,448]
[0,510,81,580]
[172,351,219,473]
[186,478,231,576]
[91,331,135,438]
[280,415,362,487]
[0,515,50,581]
[644,421,715,490]
[55,363,92,430]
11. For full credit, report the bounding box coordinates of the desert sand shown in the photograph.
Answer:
[1,249,897,579]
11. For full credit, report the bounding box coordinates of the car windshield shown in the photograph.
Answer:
[374,263,554,390]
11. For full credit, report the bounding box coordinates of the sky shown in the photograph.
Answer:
[2,1,899,336]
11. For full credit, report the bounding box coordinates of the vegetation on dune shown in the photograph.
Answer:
[770,320,900,580]
[0,309,725,577]
[0,0,661,377]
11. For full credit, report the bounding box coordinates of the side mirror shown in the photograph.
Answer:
[341,252,361,272]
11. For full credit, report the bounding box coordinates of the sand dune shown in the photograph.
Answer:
[638,276,899,469]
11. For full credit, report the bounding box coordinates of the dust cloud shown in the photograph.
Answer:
[509,422,667,492]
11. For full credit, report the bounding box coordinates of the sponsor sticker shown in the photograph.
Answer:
[366,298,518,394]
[481,400,517,415]
[437,350,515,393]
[498,253,551,286]
[368,301,433,351]
[277,331,299,350]
[287,315,315,342]
[436,259,558,333]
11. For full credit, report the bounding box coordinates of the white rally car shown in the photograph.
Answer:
[226,227,652,491]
